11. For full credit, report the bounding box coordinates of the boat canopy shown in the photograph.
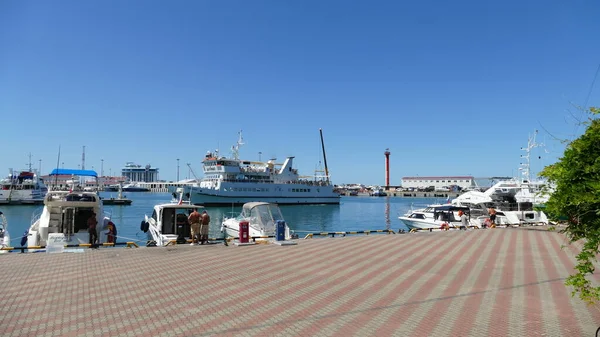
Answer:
[49,169,98,177]
[240,202,285,232]
[433,205,470,212]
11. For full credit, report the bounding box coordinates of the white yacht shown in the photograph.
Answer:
[0,170,47,205]
[26,169,113,248]
[141,203,206,246]
[450,130,550,226]
[221,202,292,241]
[399,204,474,230]
[0,211,10,251]
[185,130,341,206]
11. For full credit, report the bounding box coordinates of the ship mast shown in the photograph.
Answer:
[319,128,330,185]
[520,130,543,183]
[232,130,245,160]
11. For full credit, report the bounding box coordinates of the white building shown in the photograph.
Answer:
[401,176,475,190]
[122,162,159,182]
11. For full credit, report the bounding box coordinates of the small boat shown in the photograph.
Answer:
[121,183,150,192]
[0,211,10,251]
[102,184,132,205]
[140,202,206,246]
[26,169,116,248]
[399,204,473,230]
[371,189,387,197]
[221,202,292,241]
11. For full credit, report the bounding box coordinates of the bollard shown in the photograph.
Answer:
[239,221,249,243]
[275,220,286,241]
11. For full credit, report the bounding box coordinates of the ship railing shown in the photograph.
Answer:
[31,209,43,226]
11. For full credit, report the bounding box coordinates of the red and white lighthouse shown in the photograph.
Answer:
[384,148,390,188]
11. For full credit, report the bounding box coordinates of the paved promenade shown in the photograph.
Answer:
[1,228,599,336]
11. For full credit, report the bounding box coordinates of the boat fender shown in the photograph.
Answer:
[107,221,117,239]
[140,220,149,233]
[20,230,28,247]
[440,222,449,231]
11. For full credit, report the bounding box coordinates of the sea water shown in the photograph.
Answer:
[0,192,442,247]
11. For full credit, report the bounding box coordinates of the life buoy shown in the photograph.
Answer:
[107,221,117,243]
[140,220,149,233]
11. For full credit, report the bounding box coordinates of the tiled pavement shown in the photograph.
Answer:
[1,228,599,336]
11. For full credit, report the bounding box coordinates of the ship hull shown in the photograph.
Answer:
[188,184,341,206]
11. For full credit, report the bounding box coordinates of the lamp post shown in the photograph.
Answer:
[101,159,104,177]
[38,159,42,175]
[259,152,262,162]
[177,158,180,182]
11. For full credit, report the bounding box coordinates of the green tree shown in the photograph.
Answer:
[540,107,600,304]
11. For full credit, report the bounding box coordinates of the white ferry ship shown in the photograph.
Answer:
[0,171,47,205]
[185,130,341,206]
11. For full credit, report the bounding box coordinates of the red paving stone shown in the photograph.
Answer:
[0,228,599,336]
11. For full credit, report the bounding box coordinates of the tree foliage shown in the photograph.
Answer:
[540,107,600,304]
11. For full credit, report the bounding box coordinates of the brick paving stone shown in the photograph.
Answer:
[1,229,599,336]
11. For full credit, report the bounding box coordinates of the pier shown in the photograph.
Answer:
[0,228,598,336]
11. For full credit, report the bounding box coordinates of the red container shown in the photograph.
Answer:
[239,221,249,243]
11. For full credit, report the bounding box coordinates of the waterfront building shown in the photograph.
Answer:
[122,162,159,182]
[401,176,475,190]
[136,179,199,193]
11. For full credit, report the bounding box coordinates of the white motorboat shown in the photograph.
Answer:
[399,204,474,230]
[371,189,388,197]
[0,211,10,251]
[141,203,206,246]
[26,169,114,248]
[0,170,47,205]
[449,130,550,226]
[221,202,292,240]
[185,130,340,206]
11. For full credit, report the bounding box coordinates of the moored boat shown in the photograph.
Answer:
[140,203,206,246]
[0,170,47,205]
[220,202,292,241]
[0,211,10,251]
[26,169,115,248]
[399,204,473,230]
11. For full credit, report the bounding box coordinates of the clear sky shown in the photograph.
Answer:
[1,0,599,186]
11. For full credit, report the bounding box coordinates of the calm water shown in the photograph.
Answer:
[1,193,442,247]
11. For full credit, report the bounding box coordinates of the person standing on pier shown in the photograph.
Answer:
[188,209,201,245]
[88,212,98,245]
[200,210,210,245]
[458,210,468,230]
[488,208,497,228]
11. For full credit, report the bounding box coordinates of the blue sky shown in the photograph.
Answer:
[1,0,599,186]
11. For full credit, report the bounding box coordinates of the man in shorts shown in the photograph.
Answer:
[200,210,210,244]
[188,209,201,245]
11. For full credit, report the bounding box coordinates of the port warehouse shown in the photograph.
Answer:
[400,176,476,190]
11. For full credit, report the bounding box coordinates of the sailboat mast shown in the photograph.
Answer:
[319,128,330,185]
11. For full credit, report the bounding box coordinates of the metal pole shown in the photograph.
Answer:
[319,129,330,185]
[177,159,180,182]
[101,159,104,177]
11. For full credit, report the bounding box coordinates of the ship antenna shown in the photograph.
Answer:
[232,130,244,160]
[319,129,330,185]
[54,145,61,189]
